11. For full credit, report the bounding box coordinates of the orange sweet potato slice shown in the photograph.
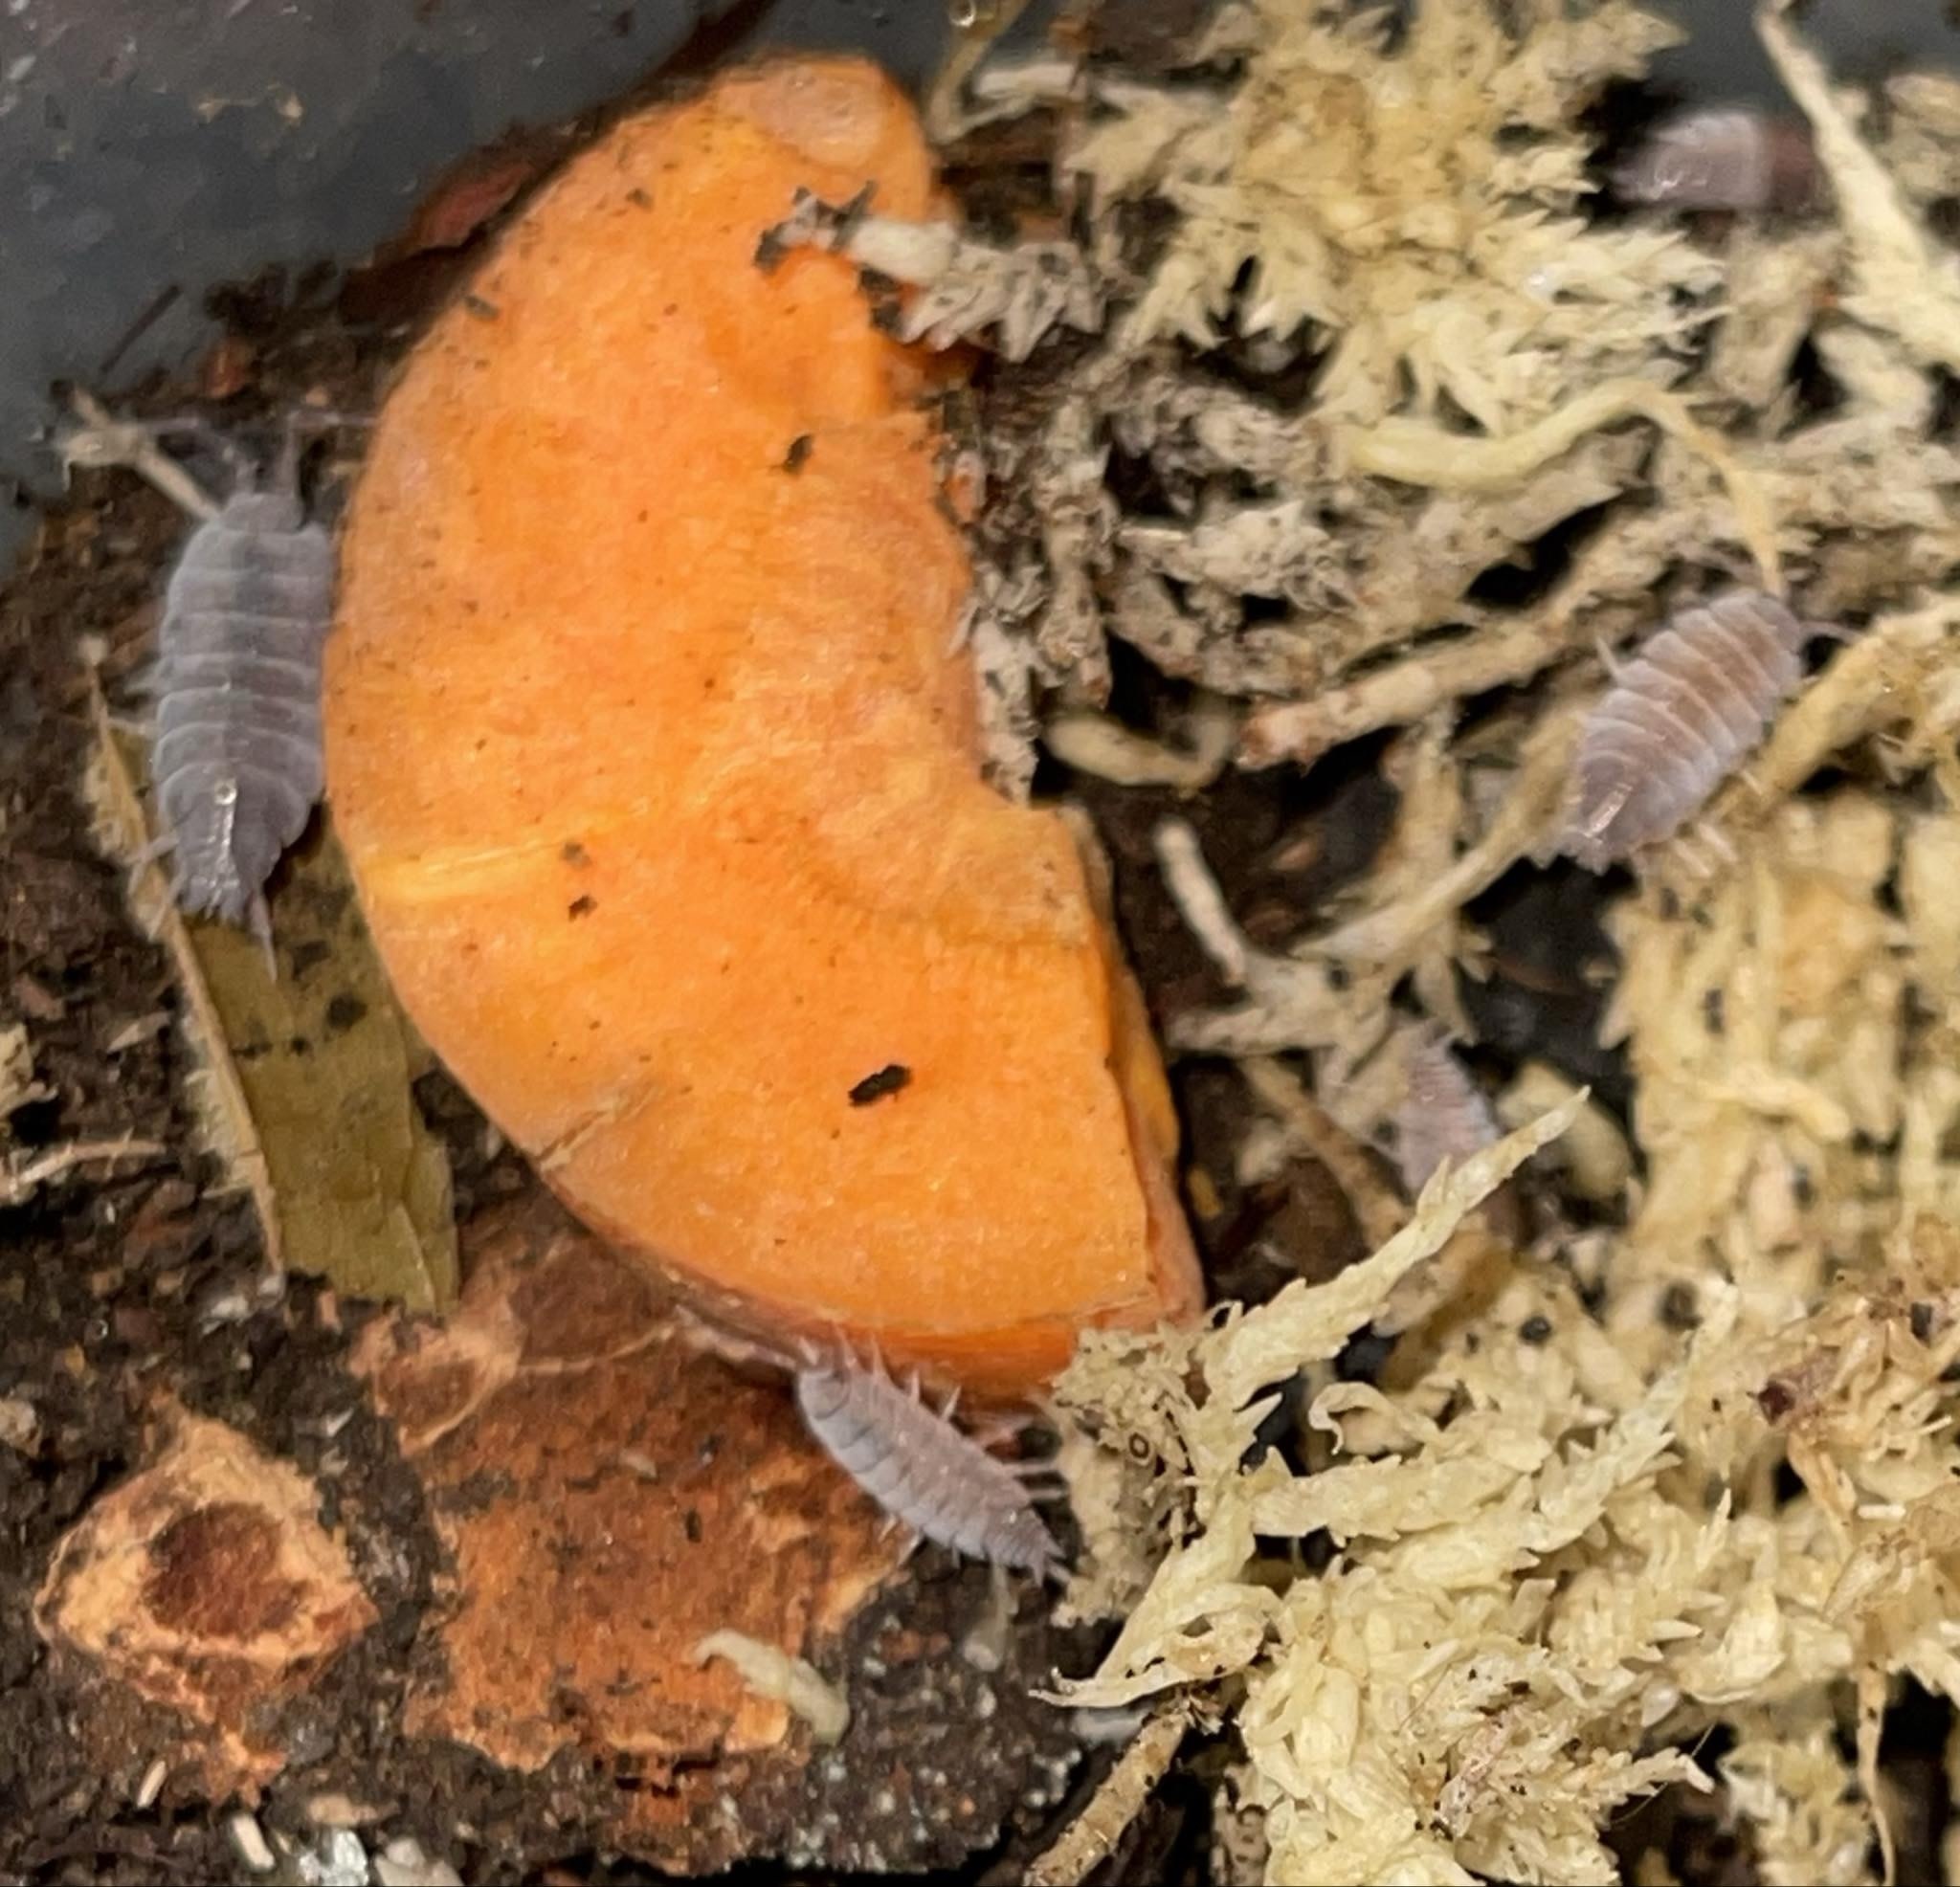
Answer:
[323,56,1201,1397]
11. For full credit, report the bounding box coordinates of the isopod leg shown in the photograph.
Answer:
[248,890,278,978]
[125,830,175,891]
[1688,819,1738,867]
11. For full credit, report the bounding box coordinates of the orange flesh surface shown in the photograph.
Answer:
[323,56,1202,1396]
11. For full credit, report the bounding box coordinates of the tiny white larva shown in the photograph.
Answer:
[1613,106,1819,215]
[793,1353,1063,1579]
[1560,588,1815,871]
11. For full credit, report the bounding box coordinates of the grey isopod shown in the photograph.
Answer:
[1560,588,1815,871]
[793,1354,1063,1579]
[153,478,336,949]
[67,407,350,954]
[1613,106,1819,215]
[1393,1029,1501,1197]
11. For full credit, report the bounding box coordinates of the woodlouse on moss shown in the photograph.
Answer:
[1559,588,1819,871]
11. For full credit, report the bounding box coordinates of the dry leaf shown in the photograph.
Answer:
[189,822,458,1311]
[84,680,456,1307]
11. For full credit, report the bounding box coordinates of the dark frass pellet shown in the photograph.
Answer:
[849,1063,912,1107]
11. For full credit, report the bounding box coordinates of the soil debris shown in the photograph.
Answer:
[348,1194,901,1832]
[34,1406,377,1799]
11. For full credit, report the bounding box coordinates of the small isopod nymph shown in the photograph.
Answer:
[793,1353,1063,1580]
[1560,588,1815,871]
[1613,106,1819,215]
[1393,1029,1500,1197]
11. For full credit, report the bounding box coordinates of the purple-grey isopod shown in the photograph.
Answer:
[1613,106,1819,215]
[1560,588,1813,871]
[149,440,339,950]
[794,1356,1063,1579]
[1393,1030,1500,1197]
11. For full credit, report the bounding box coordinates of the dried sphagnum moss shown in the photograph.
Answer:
[827,2,1960,1881]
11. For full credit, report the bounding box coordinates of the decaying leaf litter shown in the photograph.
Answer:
[12,1,1960,1882]
[835,0,1960,1880]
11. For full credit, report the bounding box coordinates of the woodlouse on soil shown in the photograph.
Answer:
[793,1353,1064,1580]
[1558,588,1817,872]
[1612,106,1820,215]
[61,405,355,955]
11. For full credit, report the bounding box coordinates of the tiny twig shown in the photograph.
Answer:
[61,388,219,522]
[1026,1701,1192,1887]
[85,675,283,1262]
[1153,818,1250,987]
[1,1136,167,1207]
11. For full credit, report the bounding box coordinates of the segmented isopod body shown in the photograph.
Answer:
[794,1357,1062,1578]
[1561,588,1811,871]
[1393,1030,1500,1196]
[153,480,336,945]
[1613,106,1818,214]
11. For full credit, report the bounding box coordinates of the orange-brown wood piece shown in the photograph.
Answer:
[323,56,1201,1397]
